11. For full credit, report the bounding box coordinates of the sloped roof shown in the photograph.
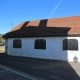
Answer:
[3,16,80,38]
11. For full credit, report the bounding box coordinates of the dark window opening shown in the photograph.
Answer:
[63,39,78,50]
[13,39,21,48]
[35,39,46,49]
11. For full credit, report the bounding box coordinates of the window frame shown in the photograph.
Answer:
[63,39,78,51]
[13,39,22,48]
[34,39,46,49]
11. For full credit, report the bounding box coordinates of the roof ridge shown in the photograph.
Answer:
[25,16,80,22]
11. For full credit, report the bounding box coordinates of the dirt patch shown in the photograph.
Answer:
[0,46,5,53]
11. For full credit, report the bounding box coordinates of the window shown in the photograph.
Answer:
[13,39,21,48]
[63,39,78,50]
[35,39,46,49]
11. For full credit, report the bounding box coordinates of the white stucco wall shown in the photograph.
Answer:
[6,37,80,62]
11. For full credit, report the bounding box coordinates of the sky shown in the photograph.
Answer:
[0,0,80,34]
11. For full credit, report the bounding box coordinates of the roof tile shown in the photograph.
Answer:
[3,16,80,38]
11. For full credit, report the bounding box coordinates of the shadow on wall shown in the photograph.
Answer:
[73,56,78,63]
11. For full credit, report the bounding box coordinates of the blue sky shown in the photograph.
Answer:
[0,0,80,34]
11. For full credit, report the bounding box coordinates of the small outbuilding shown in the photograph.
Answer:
[3,16,80,62]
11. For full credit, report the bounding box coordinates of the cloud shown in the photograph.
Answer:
[47,0,62,18]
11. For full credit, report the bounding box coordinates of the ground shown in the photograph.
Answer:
[0,54,80,80]
[0,65,32,80]
[0,46,5,53]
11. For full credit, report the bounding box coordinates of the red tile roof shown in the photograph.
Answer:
[3,16,80,38]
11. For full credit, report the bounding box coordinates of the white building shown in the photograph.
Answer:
[3,16,80,62]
